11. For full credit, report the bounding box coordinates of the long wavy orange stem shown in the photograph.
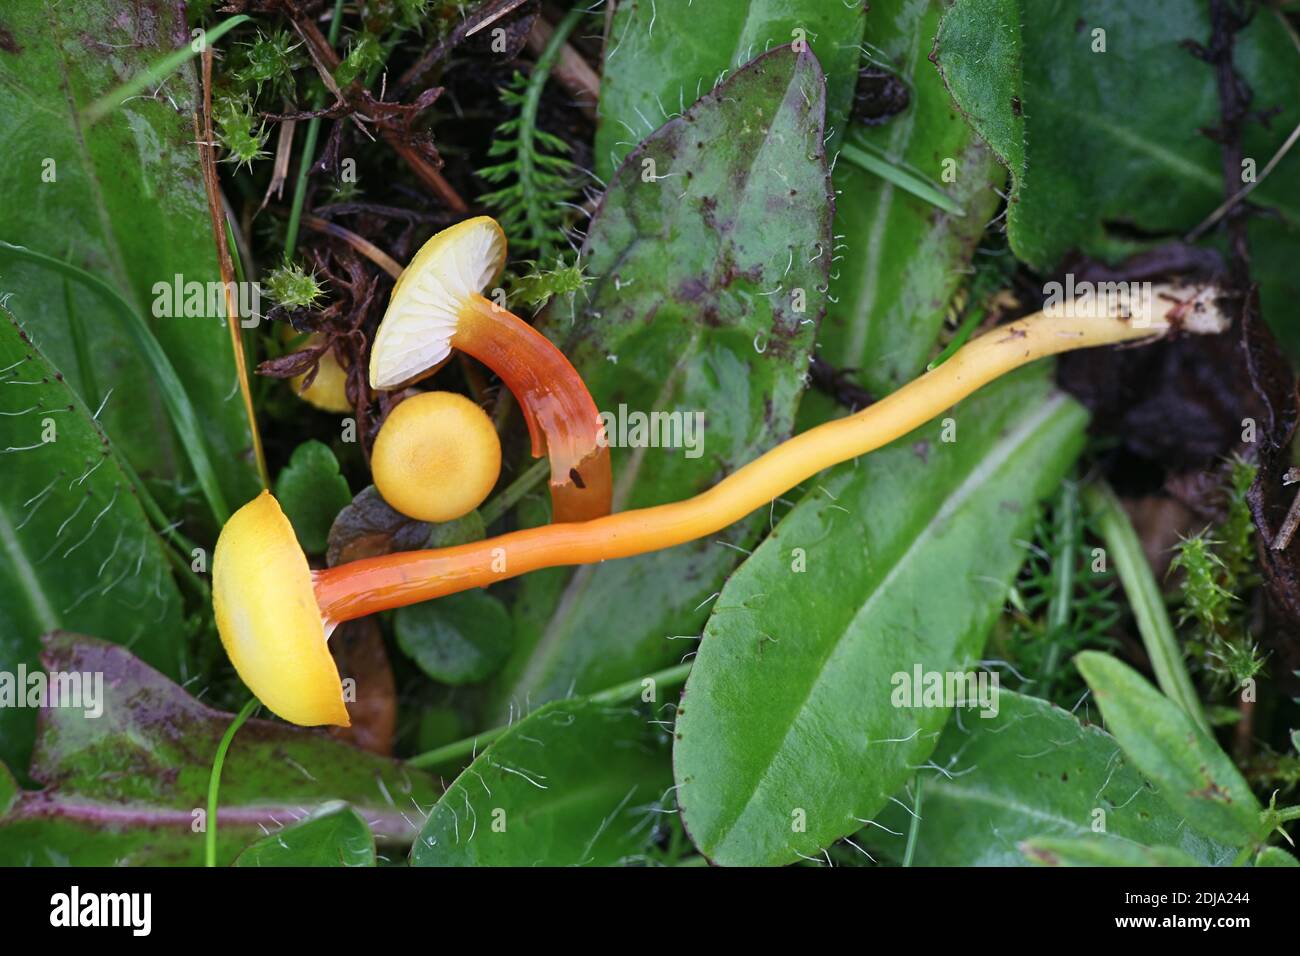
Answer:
[453,293,612,522]
[315,288,1223,625]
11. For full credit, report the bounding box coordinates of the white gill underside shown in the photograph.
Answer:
[370,222,505,388]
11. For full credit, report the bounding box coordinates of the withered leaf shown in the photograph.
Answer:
[326,485,433,567]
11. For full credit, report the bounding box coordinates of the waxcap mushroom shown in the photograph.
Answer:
[213,490,350,727]
[368,215,611,523]
[370,217,506,389]
[372,391,502,522]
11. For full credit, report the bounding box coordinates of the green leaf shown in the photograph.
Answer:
[274,440,352,554]
[0,307,183,776]
[1082,481,1209,734]
[1255,846,1300,867]
[395,591,513,686]
[489,47,833,717]
[1021,835,1203,867]
[933,0,1300,351]
[594,0,865,178]
[1075,651,1264,849]
[233,803,376,867]
[0,762,16,816]
[0,0,258,510]
[0,244,235,524]
[0,634,441,866]
[426,510,486,548]
[410,697,672,866]
[675,368,1087,866]
[867,692,1233,866]
[821,0,1003,395]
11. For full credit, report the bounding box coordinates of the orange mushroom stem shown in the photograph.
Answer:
[369,216,611,523]
[453,291,611,521]
[315,282,1229,625]
[216,282,1226,726]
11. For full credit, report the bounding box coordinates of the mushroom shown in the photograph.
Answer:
[369,216,611,523]
[213,490,350,727]
[217,283,1227,724]
[372,391,502,522]
[291,335,352,413]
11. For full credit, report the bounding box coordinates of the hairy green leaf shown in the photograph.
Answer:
[675,368,1087,866]
[0,308,183,776]
[0,0,258,508]
[0,634,440,866]
[594,0,864,178]
[1076,651,1263,849]
[233,803,376,867]
[411,697,672,866]
[868,692,1233,866]
[822,0,1003,395]
[489,47,832,717]
[933,0,1300,351]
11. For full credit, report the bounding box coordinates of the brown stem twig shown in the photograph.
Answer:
[396,0,529,95]
[196,47,269,489]
[526,15,600,119]
[293,14,468,213]
[301,214,403,278]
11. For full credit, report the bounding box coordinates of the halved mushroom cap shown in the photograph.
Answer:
[213,490,350,727]
[370,217,507,389]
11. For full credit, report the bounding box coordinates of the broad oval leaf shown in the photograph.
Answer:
[594,0,865,177]
[0,634,441,866]
[489,46,833,718]
[0,308,183,776]
[674,368,1087,866]
[411,697,672,866]
[233,803,377,868]
[1075,651,1264,849]
[866,692,1233,866]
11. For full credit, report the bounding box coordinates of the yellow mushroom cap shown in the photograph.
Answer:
[369,216,507,390]
[371,391,502,523]
[292,346,352,414]
[213,490,351,727]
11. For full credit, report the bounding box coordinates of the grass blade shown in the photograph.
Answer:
[840,140,966,217]
[1082,480,1208,734]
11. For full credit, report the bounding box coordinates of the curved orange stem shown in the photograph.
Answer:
[453,293,611,522]
[315,297,1218,624]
